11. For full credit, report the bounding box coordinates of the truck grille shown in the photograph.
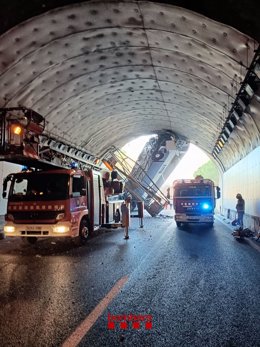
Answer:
[10,211,59,223]
[21,231,49,235]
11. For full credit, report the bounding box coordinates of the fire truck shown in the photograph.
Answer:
[173,176,220,228]
[0,107,124,244]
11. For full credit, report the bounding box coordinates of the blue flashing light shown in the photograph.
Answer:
[21,166,28,171]
[70,162,78,169]
[202,203,210,210]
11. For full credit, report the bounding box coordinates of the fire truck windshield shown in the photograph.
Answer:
[175,185,212,197]
[9,173,69,201]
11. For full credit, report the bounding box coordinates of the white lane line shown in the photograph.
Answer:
[62,275,129,347]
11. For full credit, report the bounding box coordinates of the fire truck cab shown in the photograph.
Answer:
[3,167,106,244]
[173,177,220,228]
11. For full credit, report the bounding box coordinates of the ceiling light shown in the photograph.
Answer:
[224,126,231,136]
[237,98,246,111]
[244,83,254,98]
[221,133,228,141]
[228,119,235,128]
[232,110,240,121]
[254,60,260,79]
[216,144,222,151]
[218,138,225,146]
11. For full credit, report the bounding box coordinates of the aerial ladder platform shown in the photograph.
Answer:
[0,107,101,171]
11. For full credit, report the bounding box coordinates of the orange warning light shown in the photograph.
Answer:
[11,124,23,135]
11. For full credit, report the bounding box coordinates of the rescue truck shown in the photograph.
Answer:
[0,107,124,244]
[173,176,220,228]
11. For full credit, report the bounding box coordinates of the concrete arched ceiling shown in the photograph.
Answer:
[0,1,259,169]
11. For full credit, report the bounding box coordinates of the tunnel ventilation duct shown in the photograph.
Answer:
[213,45,260,161]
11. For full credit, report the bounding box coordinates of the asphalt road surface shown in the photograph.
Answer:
[0,215,259,347]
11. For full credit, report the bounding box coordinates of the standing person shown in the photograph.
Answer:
[121,197,131,239]
[236,193,245,229]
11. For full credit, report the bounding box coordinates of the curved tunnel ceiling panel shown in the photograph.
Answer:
[0,1,257,162]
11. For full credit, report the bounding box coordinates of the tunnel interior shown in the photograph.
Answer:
[0,1,259,173]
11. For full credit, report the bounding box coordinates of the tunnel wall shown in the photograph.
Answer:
[0,162,21,215]
[221,145,260,232]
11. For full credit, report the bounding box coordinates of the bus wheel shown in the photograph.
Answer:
[75,219,89,246]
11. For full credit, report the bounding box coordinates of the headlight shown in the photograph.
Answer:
[53,225,70,233]
[4,225,15,233]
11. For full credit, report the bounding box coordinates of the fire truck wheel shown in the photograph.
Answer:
[75,219,89,246]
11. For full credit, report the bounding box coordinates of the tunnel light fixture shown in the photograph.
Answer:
[217,141,223,148]
[237,97,247,111]
[216,144,222,151]
[254,59,260,79]
[232,110,240,121]
[224,126,231,135]
[244,83,254,98]
[221,133,228,142]
[228,119,235,129]
[212,47,260,158]
[217,138,224,146]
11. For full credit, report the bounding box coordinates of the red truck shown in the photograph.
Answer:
[0,107,124,244]
[173,177,220,228]
[2,167,110,244]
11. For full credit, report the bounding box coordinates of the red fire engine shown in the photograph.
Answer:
[173,176,220,228]
[0,107,124,244]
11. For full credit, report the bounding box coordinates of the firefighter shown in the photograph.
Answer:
[236,193,245,229]
[121,197,131,239]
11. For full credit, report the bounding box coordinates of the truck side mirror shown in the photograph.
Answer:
[2,174,13,199]
[216,186,221,199]
[2,177,8,199]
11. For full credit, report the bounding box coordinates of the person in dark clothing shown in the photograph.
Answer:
[236,193,245,229]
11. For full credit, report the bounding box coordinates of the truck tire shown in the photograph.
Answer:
[74,218,90,246]
[207,222,214,228]
[176,222,181,227]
